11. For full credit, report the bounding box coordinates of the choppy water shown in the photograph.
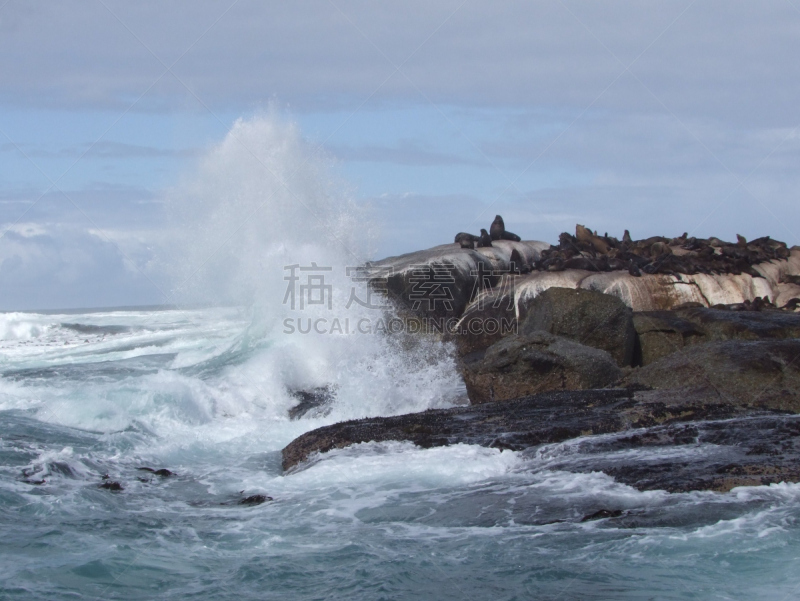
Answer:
[1,307,800,601]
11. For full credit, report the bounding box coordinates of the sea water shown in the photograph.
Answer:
[1,116,799,600]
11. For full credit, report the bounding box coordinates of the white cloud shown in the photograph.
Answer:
[0,225,163,310]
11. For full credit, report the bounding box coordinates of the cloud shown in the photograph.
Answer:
[0,224,164,311]
[0,1,798,127]
[330,139,481,166]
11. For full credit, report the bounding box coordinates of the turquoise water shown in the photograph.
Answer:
[1,307,799,600]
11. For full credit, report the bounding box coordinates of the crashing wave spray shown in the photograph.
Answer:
[165,113,464,425]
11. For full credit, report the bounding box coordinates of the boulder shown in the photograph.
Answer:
[460,331,622,404]
[624,339,800,412]
[519,287,636,366]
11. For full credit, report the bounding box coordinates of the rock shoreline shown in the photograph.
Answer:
[283,229,800,493]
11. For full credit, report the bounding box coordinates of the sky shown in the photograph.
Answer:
[1,0,800,310]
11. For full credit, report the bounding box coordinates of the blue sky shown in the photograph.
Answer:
[2,1,800,310]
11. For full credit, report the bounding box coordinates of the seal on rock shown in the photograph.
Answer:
[490,215,522,242]
[489,215,505,240]
[454,232,479,246]
[478,228,493,248]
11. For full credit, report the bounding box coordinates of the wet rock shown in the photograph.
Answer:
[138,467,175,477]
[581,509,624,522]
[99,481,123,491]
[624,339,800,412]
[281,387,800,493]
[239,494,272,506]
[282,387,757,472]
[549,415,800,493]
[288,386,337,420]
[520,287,636,366]
[460,331,622,404]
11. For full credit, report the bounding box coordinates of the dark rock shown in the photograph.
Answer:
[288,386,337,420]
[137,467,174,477]
[281,386,800,493]
[460,331,622,404]
[547,414,800,493]
[239,494,272,506]
[281,387,782,473]
[633,312,706,365]
[581,509,624,522]
[520,287,636,367]
[364,244,498,319]
[678,306,800,339]
[634,307,800,365]
[624,339,800,412]
[99,481,123,491]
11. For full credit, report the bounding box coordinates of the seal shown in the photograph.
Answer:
[460,237,475,249]
[454,232,479,245]
[489,215,505,240]
[478,228,493,248]
[490,215,522,241]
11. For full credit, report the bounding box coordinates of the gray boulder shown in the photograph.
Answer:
[461,331,622,404]
[520,287,636,367]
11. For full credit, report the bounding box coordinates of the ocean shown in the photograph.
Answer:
[1,306,800,600]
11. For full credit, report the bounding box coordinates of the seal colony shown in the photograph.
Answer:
[458,216,792,278]
[534,224,792,278]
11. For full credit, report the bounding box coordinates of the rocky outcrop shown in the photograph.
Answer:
[624,338,800,413]
[450,249,800,325]
[460,331,622,404]
[364,241,548,319]
[281,387,800,493]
